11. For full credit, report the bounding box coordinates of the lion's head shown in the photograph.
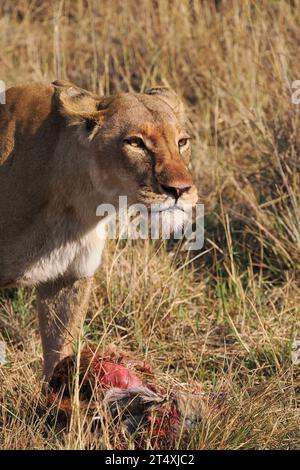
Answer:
[54,81,198,228]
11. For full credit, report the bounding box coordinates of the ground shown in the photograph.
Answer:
[0,0,300,449]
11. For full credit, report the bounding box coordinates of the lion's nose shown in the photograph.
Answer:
[161,184,192,200]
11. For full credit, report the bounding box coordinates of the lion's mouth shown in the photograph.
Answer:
[139,189,197,214]
[149,200,178,213]
[148,198,194,214]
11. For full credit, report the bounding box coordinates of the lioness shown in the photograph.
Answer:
[0,80,198,381]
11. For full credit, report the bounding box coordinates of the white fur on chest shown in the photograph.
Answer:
[22,228,105,285]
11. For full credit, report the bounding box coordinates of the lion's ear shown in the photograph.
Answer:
[145,87,186,123]
[54,82,106,141]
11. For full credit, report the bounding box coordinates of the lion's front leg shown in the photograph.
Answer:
[36,275,94,382]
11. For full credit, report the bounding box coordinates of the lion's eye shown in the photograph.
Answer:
[124,137,145,148]
[178,138,189,148]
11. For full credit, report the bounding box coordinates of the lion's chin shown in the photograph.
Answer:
[150,206,189,238]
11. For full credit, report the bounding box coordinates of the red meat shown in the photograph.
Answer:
[92,360,143,389]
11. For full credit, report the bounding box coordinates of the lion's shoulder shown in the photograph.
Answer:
[0,83,56,165]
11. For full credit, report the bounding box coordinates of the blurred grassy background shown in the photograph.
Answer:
[0,0,300,449]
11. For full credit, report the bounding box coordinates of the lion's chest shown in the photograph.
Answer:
[21,228,105,285]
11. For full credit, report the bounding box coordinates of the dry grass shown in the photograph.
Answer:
[1,0,300,449]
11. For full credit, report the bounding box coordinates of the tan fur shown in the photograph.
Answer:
[0,81,198,380]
